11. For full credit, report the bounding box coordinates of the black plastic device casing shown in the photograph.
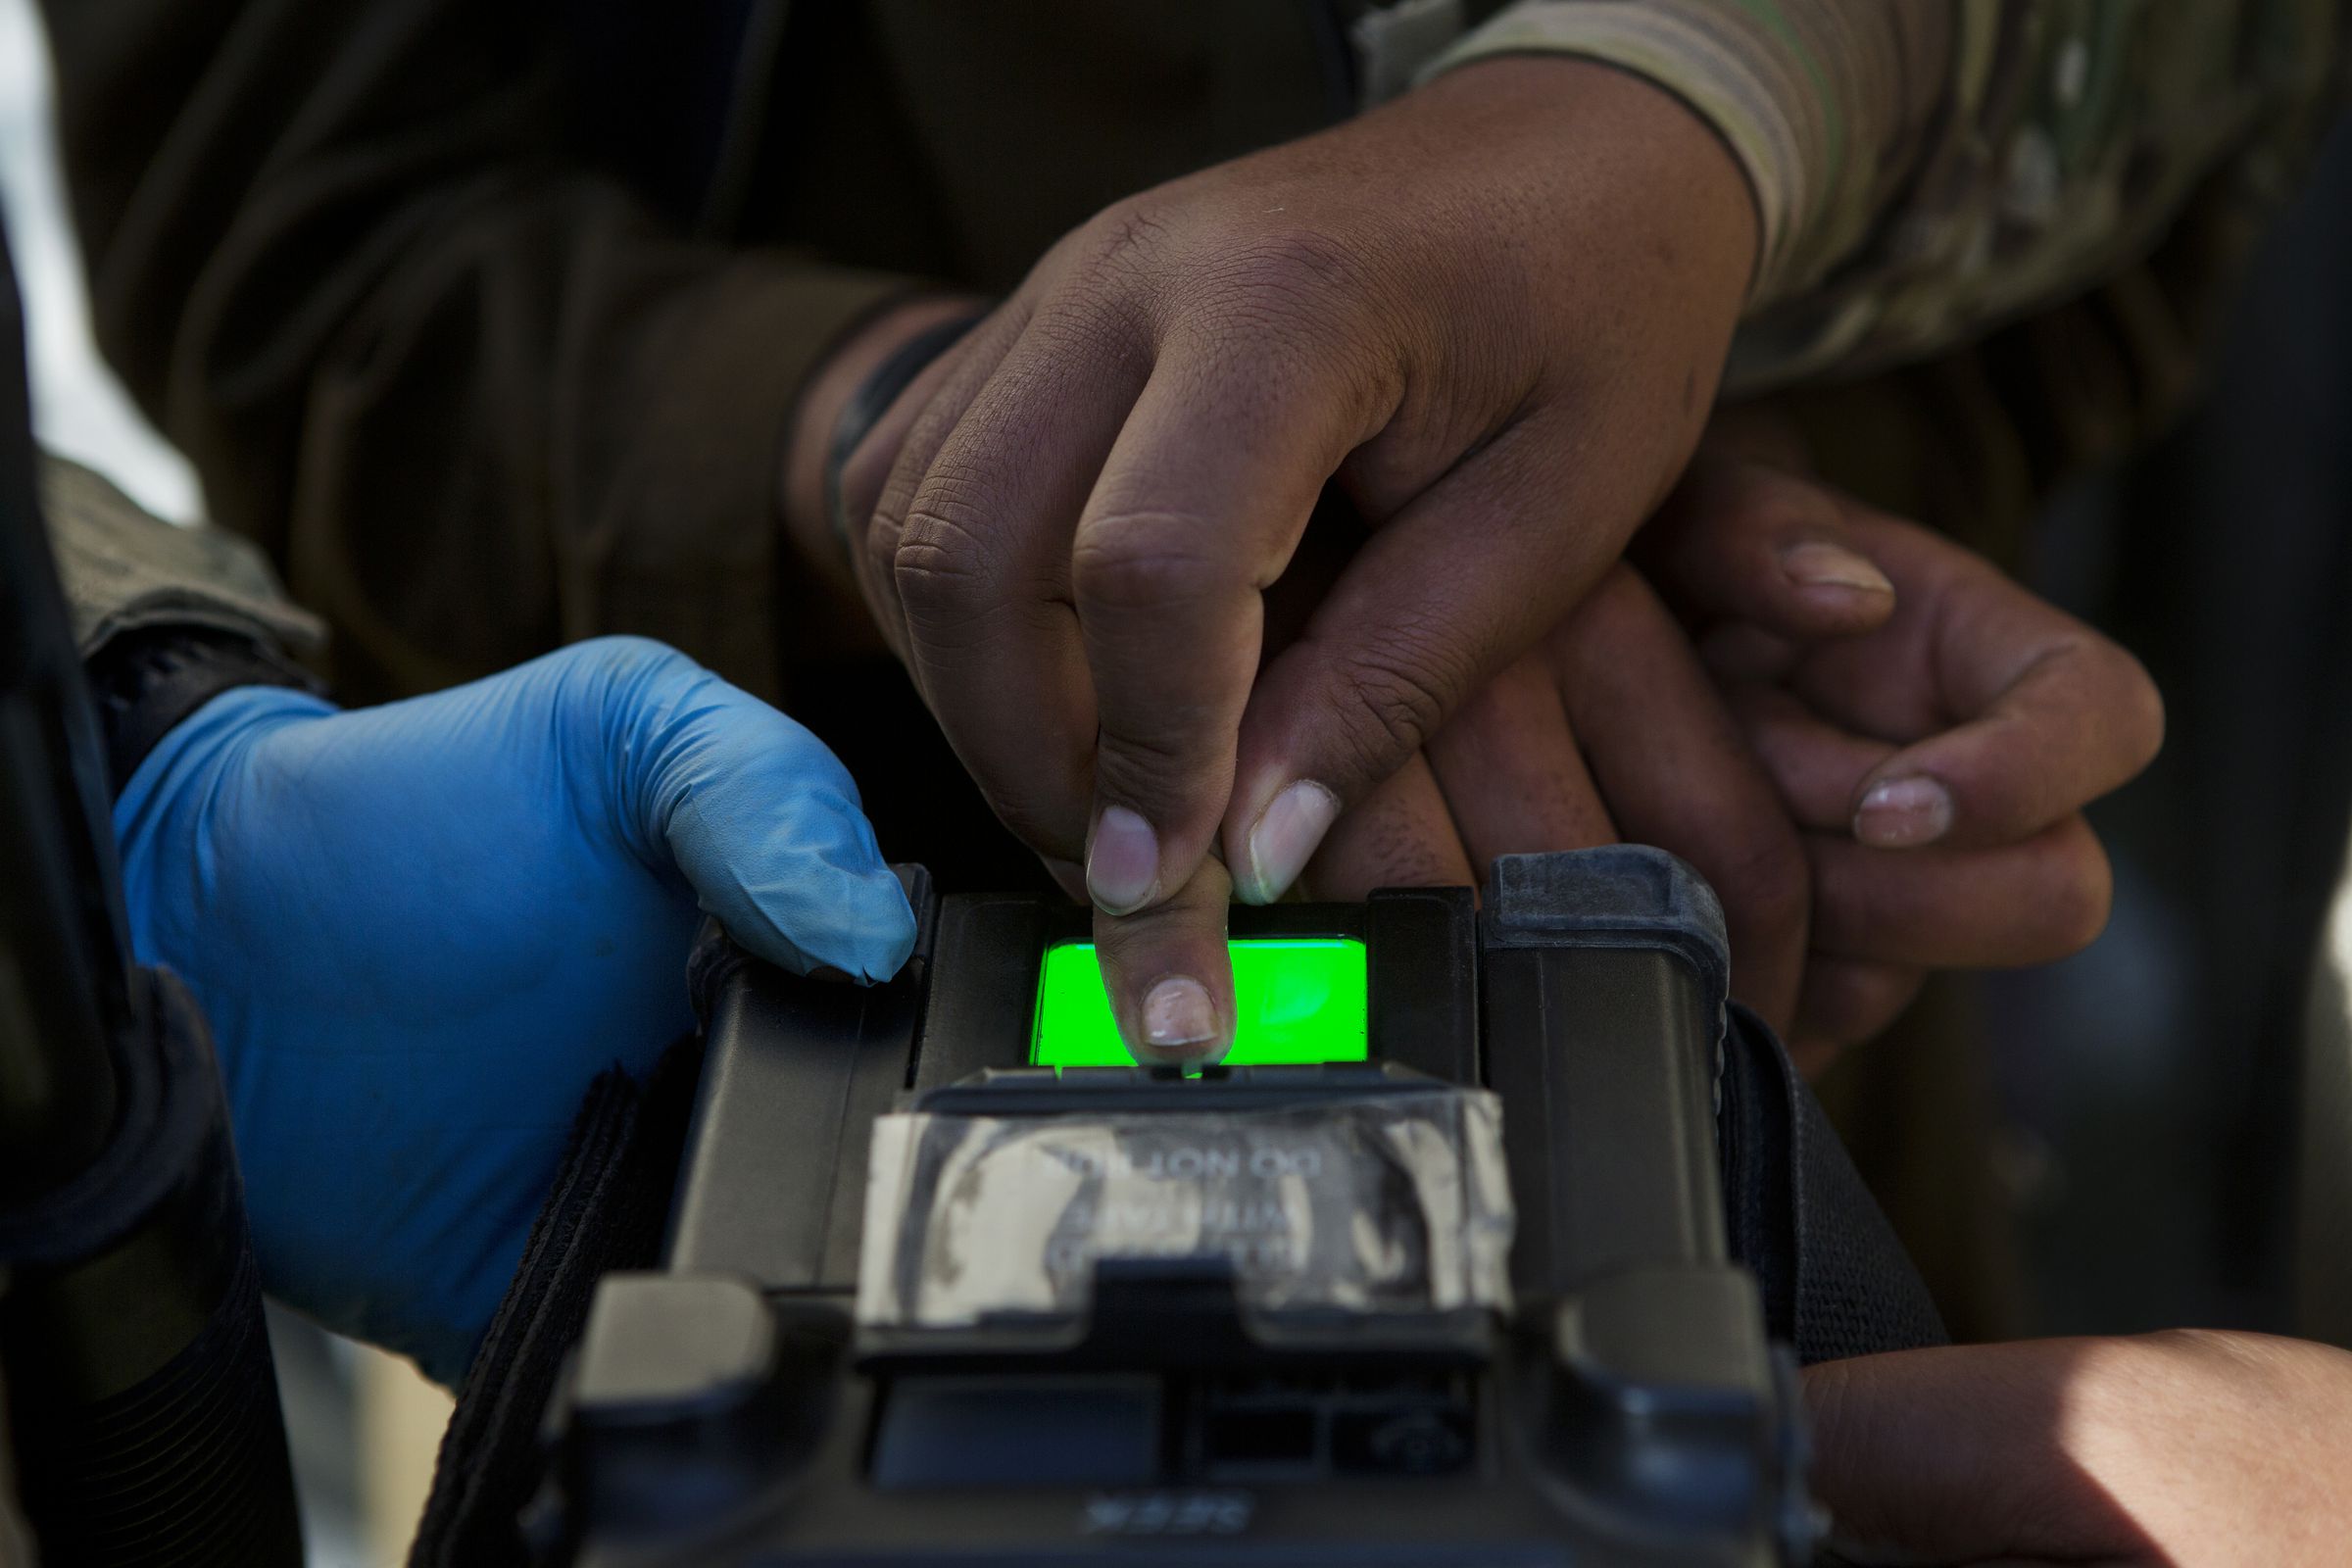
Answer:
[542,847,1811,1565]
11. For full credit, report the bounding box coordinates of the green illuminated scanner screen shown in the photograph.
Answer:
[1030,938,1368,1067]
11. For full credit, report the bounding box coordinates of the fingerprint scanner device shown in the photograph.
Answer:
[545,848,1814,1565]
[1031,938,1369,1068]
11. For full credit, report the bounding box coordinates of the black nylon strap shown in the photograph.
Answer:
[408,1035,706,1568]
[1718,1002,1948,1361]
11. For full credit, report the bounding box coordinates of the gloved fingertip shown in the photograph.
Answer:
[848,874,920,982]
[725,861,915,984]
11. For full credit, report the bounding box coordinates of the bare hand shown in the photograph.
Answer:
[1640,448,2164,1065]
[1300,562,1815,1032]
[1805,1332,2352,1565]
[835,58,1757,1058]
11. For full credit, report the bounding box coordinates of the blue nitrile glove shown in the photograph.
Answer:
[111,636,915,1386]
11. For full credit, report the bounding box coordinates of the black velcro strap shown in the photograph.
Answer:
[1717,1003,1949,1362]
[84,626,319,795]
[408,1034,705,1567]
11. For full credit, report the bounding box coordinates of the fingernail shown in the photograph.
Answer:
[1783,541,1893,596]
[1853,775,1953,848]
[1238,780,1341,905]
[1143,976,1217,1054]
[1086,806,1160,914]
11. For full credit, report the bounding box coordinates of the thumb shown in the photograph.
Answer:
[580,638,917,981]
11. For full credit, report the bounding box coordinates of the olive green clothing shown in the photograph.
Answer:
[36,0,2350,703]
[1434,2,2347,393]
[42,457,318,662]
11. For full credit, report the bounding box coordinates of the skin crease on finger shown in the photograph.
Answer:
[820,56,1757,1060]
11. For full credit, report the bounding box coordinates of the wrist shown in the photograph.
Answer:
[1411,54,1758,312]
[113,682,336,967]
[84,626,322,796]
[780,294,991,590]
[1417,2,1947,307]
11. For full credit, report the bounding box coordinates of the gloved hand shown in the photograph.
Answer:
[112,637,915,1386]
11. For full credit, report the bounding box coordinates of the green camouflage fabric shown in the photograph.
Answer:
[1431,0,2350,392]
[37,0,2350,698]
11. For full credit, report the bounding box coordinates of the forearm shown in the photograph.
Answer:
[1424,0,2349,389]
[1424,0,1947,309]
[41,0,915,705]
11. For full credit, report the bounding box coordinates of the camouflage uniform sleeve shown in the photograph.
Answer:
[1424,0,2350,392]
[41,455,323,662]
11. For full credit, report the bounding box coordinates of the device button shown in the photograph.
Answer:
[871,1375,1161,1489]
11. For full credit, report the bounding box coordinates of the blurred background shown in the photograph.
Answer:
[5,0,2348,1559]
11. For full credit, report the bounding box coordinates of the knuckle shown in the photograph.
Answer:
[1026,207,1164,348]
[1327,633,1471,779]
[1093,716,1202,777]
[2047,634,2168,782]
[1069,513,1234,614]
[1092,699,1245,825]
[2034,822,2114,954]
[890,551,989,653]
[1187,232,1383,358]
[1053,204,1180,335]
[1201,229,1360,301]
[890,534,977,618]
[1075,204,1175,281]
[890,485,1002,625]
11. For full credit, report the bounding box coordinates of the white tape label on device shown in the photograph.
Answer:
[855,1090,1513,1332]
